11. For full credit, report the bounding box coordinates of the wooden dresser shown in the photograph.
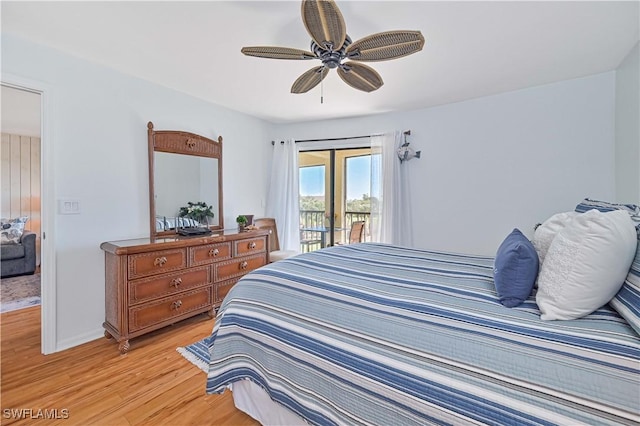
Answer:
[100,229,269,353]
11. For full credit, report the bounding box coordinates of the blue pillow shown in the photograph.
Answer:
[494,228,539,308]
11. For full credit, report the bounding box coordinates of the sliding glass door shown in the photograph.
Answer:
[299,147,371,252]
[299,151,329,252]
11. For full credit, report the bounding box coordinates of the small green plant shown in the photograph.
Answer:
[236,215,248,224]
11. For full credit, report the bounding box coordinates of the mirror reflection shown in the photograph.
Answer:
[154,152,219,232]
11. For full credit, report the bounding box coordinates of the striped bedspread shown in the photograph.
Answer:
[206,243,640,425]
[155,216,200,231]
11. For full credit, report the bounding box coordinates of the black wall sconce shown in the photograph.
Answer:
[397,130,421,163]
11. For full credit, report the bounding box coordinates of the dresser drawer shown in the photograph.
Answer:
[189,242,232,266]
[215,253,267,281]
[128,286,212,333]
[128,249,187,280]
[234,236,267,257]
[128,266,210,305]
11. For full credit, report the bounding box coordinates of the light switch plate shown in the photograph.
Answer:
[58,199,80,215]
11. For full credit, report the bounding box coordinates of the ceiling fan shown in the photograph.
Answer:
[241,0,425,94]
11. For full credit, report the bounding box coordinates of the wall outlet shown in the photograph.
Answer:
[58,199,80,215]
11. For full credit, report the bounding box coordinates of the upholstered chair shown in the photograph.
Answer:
[253,218,299,262]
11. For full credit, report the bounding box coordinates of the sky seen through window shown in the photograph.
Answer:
[299,155,372,200]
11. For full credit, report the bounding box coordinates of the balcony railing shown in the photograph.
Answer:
[299,210,325,229]
[299,210,324,253]
[299,210,370,252]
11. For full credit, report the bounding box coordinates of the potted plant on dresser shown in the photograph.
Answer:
[236,215,248,232]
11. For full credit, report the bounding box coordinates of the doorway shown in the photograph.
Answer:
[1,85,42,307]
[298,147,372,252]
[1,77,55,354]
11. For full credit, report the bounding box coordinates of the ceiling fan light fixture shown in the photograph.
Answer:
[311,35,351,69]
[241,0,426,95]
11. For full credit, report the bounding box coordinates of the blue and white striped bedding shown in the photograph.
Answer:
[206,243,640,425]
[155,216,200,231]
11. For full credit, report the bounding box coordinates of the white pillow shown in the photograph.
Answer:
[531,211,578,265]
[536,209,638,321]
[0,216,29,244]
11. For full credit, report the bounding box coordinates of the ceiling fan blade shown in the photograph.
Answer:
[337,62,383,93]
[302,0,347,51]
[291,66,329,94]
[241,46,317,60]
[346,30,425,62]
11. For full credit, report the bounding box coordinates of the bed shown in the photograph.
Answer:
[155,215,200,232]
[205,241,640,425]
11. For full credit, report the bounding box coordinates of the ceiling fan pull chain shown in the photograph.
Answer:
[320,68,324,104]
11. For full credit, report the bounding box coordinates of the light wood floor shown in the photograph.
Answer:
[0,306,259,425]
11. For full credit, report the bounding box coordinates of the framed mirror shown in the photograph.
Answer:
[148,121,223,237]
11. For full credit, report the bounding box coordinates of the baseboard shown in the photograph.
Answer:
[55,328,104,353]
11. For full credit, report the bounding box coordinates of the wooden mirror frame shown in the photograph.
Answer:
[147,121,223,238]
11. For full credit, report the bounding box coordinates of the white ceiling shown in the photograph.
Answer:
[2,1,638,124]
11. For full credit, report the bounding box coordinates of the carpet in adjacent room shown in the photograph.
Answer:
[1,273,41,313]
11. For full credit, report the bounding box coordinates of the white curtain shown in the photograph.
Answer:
[370,131,413,246]
[266,139,300,251]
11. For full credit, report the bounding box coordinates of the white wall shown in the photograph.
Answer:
[1,34,273,350]
[615,42,640,204]
[274,72,617,255]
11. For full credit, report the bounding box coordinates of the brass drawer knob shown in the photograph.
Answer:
[209,248,220,257]
[170,278,182,288]
[248,241,257,249]
[240,261,248,270]
[154,256,167,267]
[171,300,183,310]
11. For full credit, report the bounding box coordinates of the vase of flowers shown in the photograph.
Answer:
[178,201,214,226]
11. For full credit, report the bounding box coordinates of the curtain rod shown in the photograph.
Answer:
[271,130,410,145]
